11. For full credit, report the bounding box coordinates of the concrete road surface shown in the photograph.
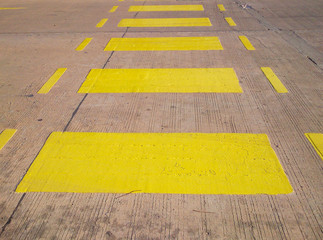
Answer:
[0,0,322,239]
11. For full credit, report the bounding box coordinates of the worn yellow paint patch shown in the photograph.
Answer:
[0,7,25,10]
[78,68,242,93]
[305,133,323,160]
[105,36,223,51]
[38,68,67,94]
[75,38,92,51]
[0,129,16,151]
[261,67,288,93]
[118,18,212,27]
[218,4,226,11]
[109,6,118,12]
[96,18,108,28]
[129,5,204,12]
[225,17,236,26]
[16,132,293,194]
[239,36,255,50]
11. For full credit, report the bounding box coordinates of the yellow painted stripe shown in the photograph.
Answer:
[109,6,118,12]
[78,68,242,93]
[118,0,124,1]
[225,17,236,26]
[135,0,170,1]
[38,68,67,94]
[0,129,16,151]
[218,4,226,11]
[118,18,212,27]
[261,67,288,93]
[305,133,323,160]
[239,36,255,50]
[129,5,204,12]
[96,18,108,28]
[16,132,293,194]
[75,38,92,51]
[104,36,223,51]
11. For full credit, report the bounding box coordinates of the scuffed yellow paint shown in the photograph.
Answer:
[261,67,288,93]
[217,4,226,11]
[128,5,204,12]
[225,17,236,26]
[75,38,92,51]
[305,133,323,160]
[96,18,108,28]
[109,6,118,12]
[104,36,223,51]
[16,132,293,194]
[118,18,212,27]
[239,36,255,50]
[78,68,242,93]
[0,129,16,151]
[0,7,25,10]
[38,68,67,94]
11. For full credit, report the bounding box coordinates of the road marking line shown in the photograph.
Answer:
[0,7,25,10]
[75,38,92,51]
[118,0,124,1]
[109,6,118,12]
[239,36,255,50]
[78,68,242,93]
[16,132,293,194]
[118,18,212,27]
[38,68,67,94]
[225,17,236,26]
[128,5,204,12]
[217,4,226,11]
[261,67,288,93]
[104,36,223,51]
[305,133,323,160]
[96,18,108,28]
[0,129,16,152]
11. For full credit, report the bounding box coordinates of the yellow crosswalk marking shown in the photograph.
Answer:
[96,18,108,28]
[104,36,223,51]
[78,68,243,93]
[261,67,288,93]
[118,18,212,27]
[75,38,92,51]
[16,132,293,194]
[239,36,255,50]
[218,4,226,11]
[305,133,323,160]
[225,17,236,26]
[109,6,118,12]
[38,68,67,94]
[0,129,16,151]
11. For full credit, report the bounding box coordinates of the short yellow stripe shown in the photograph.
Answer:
[0,7,25,10]
[104,36,223,51]
[78,68,243,93]
[16,132,293,194]
[118,0,124,1]
[129,5,204,12]
[225,17,236,26]
[0,129,16,151]
[38,68,67,94]
[261,67,288,93]
[109,6,118,12]
[118,18,212,27]
[218,4,226,11]
[96,18,108,28]
[239,36,255,50]
[75,38,92,51]
[305,133,323,160]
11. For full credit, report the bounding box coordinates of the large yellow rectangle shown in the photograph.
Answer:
[78,68,242,93]
[16,132,293,194]
[305,133,323,160]
[104,36,223,51]
[118,18,212,27]
[128,5,204,12]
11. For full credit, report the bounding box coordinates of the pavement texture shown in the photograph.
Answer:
[0,0,322,239]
